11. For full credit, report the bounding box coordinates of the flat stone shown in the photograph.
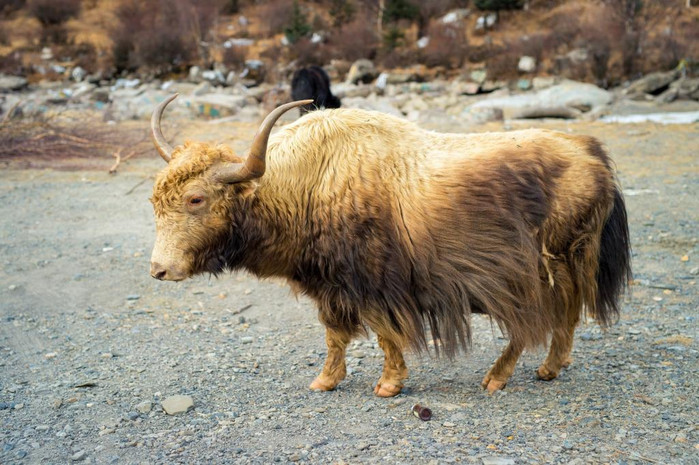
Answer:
[135,401,153,414]
[161,395,194,415]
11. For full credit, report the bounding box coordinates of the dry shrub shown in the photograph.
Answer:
[222,46,248,70]
[27,0,80,44]
[111,0,221,74]
[546,7,582,54]
[327,16,378,62]
[0,117,152,170]
[0,51,23,75]
[0,0,25,18]
[256,0,294,37]
[419,21,468,69]
[379,48,413,69]
[486,46,519,80]
[289,38,332,67]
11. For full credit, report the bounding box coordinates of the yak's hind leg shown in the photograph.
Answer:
[310,328,353,392]
[537,307,580,381]
[373,334,408,398]
[481,340,525,394]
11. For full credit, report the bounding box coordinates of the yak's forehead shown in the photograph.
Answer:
[151,142,236,214]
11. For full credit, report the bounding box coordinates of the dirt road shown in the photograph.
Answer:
[1,120,697,464]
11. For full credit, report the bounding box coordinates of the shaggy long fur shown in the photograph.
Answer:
[150,108,631,393]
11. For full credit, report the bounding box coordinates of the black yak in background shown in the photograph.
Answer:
[291,66,341,114]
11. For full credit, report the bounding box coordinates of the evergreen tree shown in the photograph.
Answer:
[284,0,311,44]
[474,0,523,12]
[329,0,356,28]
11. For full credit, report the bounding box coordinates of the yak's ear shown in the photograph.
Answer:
[213,163,247,184]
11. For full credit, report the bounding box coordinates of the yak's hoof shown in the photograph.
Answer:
[535,365,559,381]
[374,382,402,397]
[481,375,507,394]
[310,375,339,392]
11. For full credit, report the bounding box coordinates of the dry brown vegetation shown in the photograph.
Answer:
[0,0,696,85]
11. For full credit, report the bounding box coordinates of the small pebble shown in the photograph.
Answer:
[71,450,86,461]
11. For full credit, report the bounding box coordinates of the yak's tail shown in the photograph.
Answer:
[593,187,632,326]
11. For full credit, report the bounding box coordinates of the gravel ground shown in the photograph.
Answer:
[1,119,697,464]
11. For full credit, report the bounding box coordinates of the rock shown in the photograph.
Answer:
[482,458,515,465]
[657,77,699,103]
[470,69,487,84]
[0,74,28,92]
[188,66,203,83]
[625,70,679,96]
[510,106,582,119]
[470,80,612,118]
[41,47,53,60]
[71,450,86,461]
[481,80,507,92]
[517,78,532,91]
[91,87,110,103]
[71,83,96,99]
[518,56,536,73]
[241,336,253,344]
[192,82,212,96]
[532,76,559,90]
[341,97,403,117]
[189,93,248,117]
[332,83,373,99]
[71,66,86,82]
[416,37,429,49]
[135,401,153,414]
[346,59,378,85]
[202,69,226,86]
[461,105,504,124]
[241,60,266,86]
[126,294,140,301]
[441,8,471,23]
[161,395,194,415]
[454,81,480,95]
[475,13,497,31]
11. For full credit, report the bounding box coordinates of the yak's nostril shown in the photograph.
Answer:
[151,263,167,280]
[154,270,167,280]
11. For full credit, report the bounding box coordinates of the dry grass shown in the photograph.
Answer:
[0,114,152,170]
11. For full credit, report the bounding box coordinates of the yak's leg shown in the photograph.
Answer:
[373,335,408,398]
[481,341,524,394]
[537,312,580,381]
[310,328,352,392]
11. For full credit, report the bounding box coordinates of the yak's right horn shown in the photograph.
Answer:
[216,99,313,184]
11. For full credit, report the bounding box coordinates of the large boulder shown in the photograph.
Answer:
[187,93,249,118]
[657,77,699,103]
[346,59,378,85]
[624,70,680,97]
[0,74,28,92]
[468,80,612,119]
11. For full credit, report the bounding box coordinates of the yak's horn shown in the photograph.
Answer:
[217,99,313,184]
[151,93,178,163]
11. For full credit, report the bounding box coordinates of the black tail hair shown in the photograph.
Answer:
[595,187,632,326]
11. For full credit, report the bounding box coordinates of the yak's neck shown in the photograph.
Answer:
[229,179,309,279]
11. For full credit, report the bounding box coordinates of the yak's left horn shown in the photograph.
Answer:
[151,93,178,163]
[217,99,313,184]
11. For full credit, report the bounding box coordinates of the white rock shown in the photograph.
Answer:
[518,56,536,73]
[161,395,194,415]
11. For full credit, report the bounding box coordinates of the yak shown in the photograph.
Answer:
[290,66,341,115]
[148,95,631,397]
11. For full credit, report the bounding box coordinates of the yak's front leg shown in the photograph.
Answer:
[481,341,524,394]
[310,328,352,392]
[374,335,408,398]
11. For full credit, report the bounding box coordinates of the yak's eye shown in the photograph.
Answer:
[188,196,205,206]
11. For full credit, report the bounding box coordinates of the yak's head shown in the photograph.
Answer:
[149,94,312,281]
